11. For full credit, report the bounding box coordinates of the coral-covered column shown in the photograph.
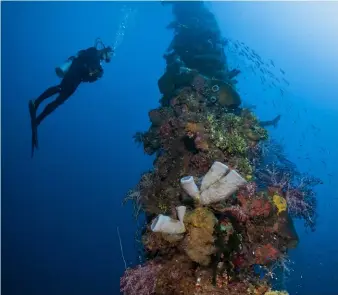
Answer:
[121,2,319,295]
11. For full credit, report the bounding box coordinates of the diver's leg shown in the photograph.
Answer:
[30,92,71,154]
[29,70,81,156]
[35,92,70,126]
[29,86,61,153]
[33,86,61,110]
[35,81,80,126]
[29,100,39,154]
[29,86,61,124]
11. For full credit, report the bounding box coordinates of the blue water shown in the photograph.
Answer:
[2,2,337,295]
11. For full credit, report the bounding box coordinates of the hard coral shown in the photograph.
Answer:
[190,153,211,174]
[225,131,248,154]
[185,122,204,136]
[143,231,178,255]
[194,132,209,152]
[159,119,176,138]
[233,157,253,177]
[217,83,241,108]
[247,283,270,295]
[209,114,249,156]
[149,109,165,126]
[192,74,207,94]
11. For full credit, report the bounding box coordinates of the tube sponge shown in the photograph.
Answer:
[200,169,247,205]
[151,206,187,235]
[180,161,247,205]
[200,161,229,191]
[180,176,200,200]
[176,205,186,223]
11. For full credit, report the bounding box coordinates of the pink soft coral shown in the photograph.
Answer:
[120,261,162,295]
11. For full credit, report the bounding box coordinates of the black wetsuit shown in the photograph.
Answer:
[33,47,103,126]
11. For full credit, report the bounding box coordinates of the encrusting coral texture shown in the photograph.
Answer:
[121,2,321,294]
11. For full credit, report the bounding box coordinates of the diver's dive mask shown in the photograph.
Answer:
[101,46,113,63]
[95,38,114,63]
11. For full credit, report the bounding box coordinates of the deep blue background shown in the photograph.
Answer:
[2,2,337,295]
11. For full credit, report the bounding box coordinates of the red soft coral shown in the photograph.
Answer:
[249,199,272,218]
[222,206,248,223]
[254,243,279,265]
[237,194,272,219]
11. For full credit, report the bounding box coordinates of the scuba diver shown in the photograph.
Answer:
[28,38,114,157]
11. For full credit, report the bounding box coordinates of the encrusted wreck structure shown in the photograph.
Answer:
[121,2,320,294]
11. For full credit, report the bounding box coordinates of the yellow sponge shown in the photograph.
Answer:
[272,194,287,214]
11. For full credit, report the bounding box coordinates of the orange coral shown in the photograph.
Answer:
[185,122,204,135]
[195,138,209,151]
[183,208,217,265]
[183,227,216,265]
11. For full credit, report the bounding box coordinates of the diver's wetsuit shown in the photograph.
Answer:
[33,47,103,126]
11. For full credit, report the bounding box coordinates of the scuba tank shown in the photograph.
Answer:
[55,59,74,78]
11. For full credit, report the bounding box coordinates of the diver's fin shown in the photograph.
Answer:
[31,129,37,158]
[29,100,39,157]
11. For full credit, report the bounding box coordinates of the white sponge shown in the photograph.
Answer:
[180,176,200,200]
